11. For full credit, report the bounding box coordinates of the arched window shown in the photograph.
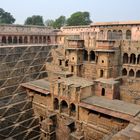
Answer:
[19,36,22,43]
[112,30,117,39]
[90,51,95,61]
[70,103,76,117]
[60,100,68,114]
[13,36,17,44]
[126,30,131,40]
[137,54,140,64]
[129,69,134,77]
[2,36,6,44]
[136,70,140,78]
[24,36,28,44]
[54,98,59,110]
[123,53,129,64]
[130,54,136,64]
[100,70,104,77]
[83,50,88,61]
[101,88,105,96]
[122,68,127,76]
[8,36,12,44]
[118,30,123,40]
[107,30,112,40]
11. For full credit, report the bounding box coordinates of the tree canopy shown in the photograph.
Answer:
[67,11,92,26]
[53,16,66,29]
[0,8,15,24]
[45,19,54,27]
[24,15,44,26]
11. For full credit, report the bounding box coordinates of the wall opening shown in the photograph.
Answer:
[136,70,140,78]
[100,70,104,77]
[8,36,12,44]
[123,53,128,64]
[54,98,59,110]
[60,100,68,114]
[129,69,134,77]
[71,66,74,73]
[122,68,127,76]
[90,51,95,61]
[126,30,131,40]
[130,54,136,64]
[83,50,88,61]
[101,88,105,96]
[70,103,76,117]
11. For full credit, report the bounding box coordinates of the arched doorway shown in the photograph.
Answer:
[13,36,17,44]
[123,53,129,64]
[24,36,28,44]
[101,88,105,96]
[54,98,59,110]
[129,69,134,77]
[8,36,12,44]
[70,103,76,117]
[130,54,136,64]
[122,68,127,76]
[19,36,22,43]
[60,100,68,114]
[47,36,51,44]
[137,54,140,64]
[2,36,6,44]
[90,51,95,61]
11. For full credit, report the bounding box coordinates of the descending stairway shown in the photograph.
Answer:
[0,44,57,139]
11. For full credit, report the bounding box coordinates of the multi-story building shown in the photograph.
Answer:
[0,21,140,140]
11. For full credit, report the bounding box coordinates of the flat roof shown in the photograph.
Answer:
[95,78,119,85]
[80,96,140,121]
[91,21,140,26]
[22,79,50,95]
[57,76,94,88]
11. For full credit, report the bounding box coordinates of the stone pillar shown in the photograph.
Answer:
[6,36,8,44]
[0,36,2,44]
[17,36,19,44]
[27,36,30,44]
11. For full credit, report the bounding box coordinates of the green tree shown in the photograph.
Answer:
[67,11,92,26]
[53,16,66,29]
[0,8,15,24]
[24,15,44,26]
[45,19,54,27]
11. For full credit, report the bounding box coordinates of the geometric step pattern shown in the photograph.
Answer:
[0,45,57,139]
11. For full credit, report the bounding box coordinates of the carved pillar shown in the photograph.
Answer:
[17,36,19,44]
[27,36,30,44]
[6,36,8,44]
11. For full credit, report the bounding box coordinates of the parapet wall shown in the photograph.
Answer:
[0,44,56,139]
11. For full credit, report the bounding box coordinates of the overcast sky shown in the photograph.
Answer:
[1,0,140,24]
